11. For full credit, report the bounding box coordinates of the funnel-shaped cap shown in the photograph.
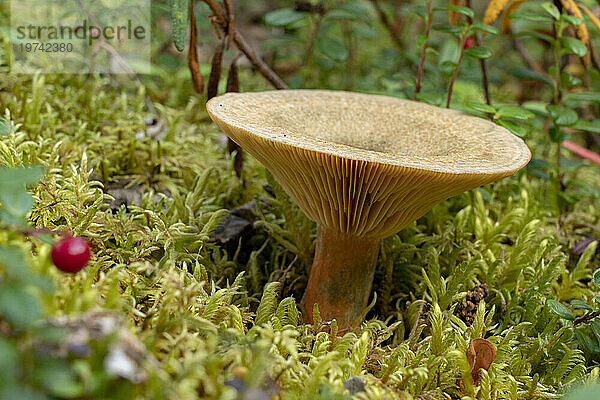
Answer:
[207,90,530,238]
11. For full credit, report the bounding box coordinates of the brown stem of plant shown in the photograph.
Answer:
[201,0,288,90]
[188,0,204,94]
[207,36,225,101]
[465,0,491,108]
[301,225,380,333]
[10,226,71,238]
[224,0,235,49]
[306,15,322,65]
[574,309,600,325]
[415,0,433,99]
[446,39,465,108]
[370,0,403,49]
[226,54,244,178]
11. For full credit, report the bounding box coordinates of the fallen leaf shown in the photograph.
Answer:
[466,338,496,385]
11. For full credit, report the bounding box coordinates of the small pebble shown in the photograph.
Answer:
[343,375,366,394]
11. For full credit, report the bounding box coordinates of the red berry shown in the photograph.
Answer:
[51,237,91,273]
[463,36,475,49]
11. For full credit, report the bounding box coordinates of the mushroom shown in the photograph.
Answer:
[206,90,530,331]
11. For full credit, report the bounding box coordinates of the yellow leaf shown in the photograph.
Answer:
[500,0,528,33]
[483,0,511,25]
[560,0,590,67]
[579,3,600,32]
[449,0,463,25]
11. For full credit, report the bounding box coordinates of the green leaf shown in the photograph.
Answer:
[548,126,570,142]
[565,92,600,103]
[515,30,554,43]
[465,100,496,114]
[471,23,499,35]
[571,120,600,133]
[497,119,527,137]
[510,67,554,87]
[0,190,33,219]
[509,11,554,23]
[0,165,44,188]
[169,0,188,52]
[0,385,47,400]
[540,2,560,20]
[561,37,588,57]
[432,24,463,35]
[571,300,595,312]
[0,246,34,281]
[416,92,444,107]
[463,46,492,59]
[0,118,10,136]
[0,338,18,383]
[546,299,575,320]
[496,106,535,120]
[434,5,474,18]
[593,268,600,288]
[561,72,582,88]
[547,105,578,126]
[315,34,348,62]
[264,8,307,27]
[0,283,42,329]
[352,24,377,39]
[562,14,584,26]
[592,321,600,341]
[575,327,600,353]
[37,361,84,398]
[328,1,371,21]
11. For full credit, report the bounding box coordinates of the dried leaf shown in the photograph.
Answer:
[187,0,204,94]
[560,0,590,66]
[226,55,240,93]
[449,0,463,25]
[466,338,496,385]
[483,0,511,25]
[500,0,528,33]
[207,37,225,101]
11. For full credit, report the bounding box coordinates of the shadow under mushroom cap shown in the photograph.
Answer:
[207,90,531,238]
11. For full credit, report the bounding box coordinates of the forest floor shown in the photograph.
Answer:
[1,72,600,399]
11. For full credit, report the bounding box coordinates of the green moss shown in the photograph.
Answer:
[1,69,600,399]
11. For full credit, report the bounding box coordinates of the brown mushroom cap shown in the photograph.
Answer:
[207,90,531,238]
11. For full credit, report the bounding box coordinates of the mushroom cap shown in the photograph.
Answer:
[207,90,531,238]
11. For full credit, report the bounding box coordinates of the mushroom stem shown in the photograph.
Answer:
[301,225,381,332]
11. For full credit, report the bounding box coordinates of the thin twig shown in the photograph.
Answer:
[574,309,600,325]
[446,38,465,108]
[466,0,491,108]
[224,0,235,49]
[207,36,225,101]
[415,0,433,99]
[202,0,288,89]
